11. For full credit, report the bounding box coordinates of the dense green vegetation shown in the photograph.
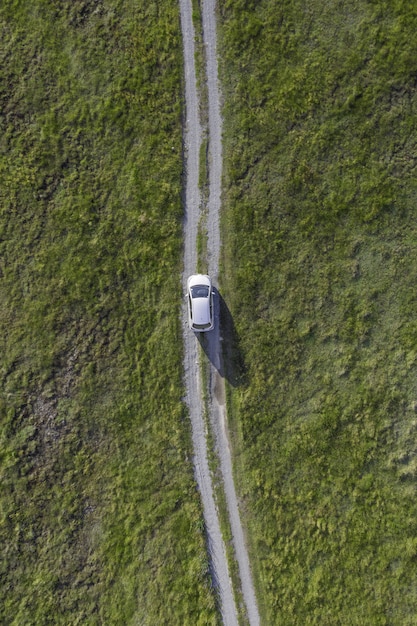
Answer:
[0,1,218,623]
[219,0,417,623]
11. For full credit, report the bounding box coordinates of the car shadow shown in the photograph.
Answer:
[196,288,247,388]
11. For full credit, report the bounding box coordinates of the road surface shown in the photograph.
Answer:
[180,1,260,624]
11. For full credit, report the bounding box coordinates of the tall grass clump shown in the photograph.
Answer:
[219,0,417,623]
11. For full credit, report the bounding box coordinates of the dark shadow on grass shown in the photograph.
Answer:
[196,289,247,387]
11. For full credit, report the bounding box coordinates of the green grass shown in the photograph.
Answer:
[219,0,417,623]
[0,1,219,623]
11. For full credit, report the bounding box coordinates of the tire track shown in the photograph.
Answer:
[202,2,260,624]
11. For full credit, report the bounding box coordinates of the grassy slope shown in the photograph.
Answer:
[219,0,417,623]
[0,1,218,624]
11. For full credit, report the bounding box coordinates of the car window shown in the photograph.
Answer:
[191,285,209,298]
[193,322,211,330]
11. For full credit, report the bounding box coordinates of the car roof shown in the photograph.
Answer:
[192,297,211,324]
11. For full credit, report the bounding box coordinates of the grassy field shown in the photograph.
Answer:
[0,1,219,623]
[219,0,417,623]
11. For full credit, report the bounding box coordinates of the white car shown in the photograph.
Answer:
[187,274,214,332]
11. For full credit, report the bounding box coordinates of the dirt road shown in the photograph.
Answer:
[180,1,260,624]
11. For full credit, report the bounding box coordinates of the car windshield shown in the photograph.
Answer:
[191,285,209,298]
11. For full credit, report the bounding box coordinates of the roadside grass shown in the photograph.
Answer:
[193,0,209,276]
[219,0,417,623]
[0,1,218,624]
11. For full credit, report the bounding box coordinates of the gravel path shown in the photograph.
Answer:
[180,1,260,624]
[179,1,237,624]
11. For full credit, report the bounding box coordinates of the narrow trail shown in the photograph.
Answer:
[180,1,260,624]
[180,1,238,624]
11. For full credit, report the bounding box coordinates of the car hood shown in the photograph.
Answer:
[188,274,211,289]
